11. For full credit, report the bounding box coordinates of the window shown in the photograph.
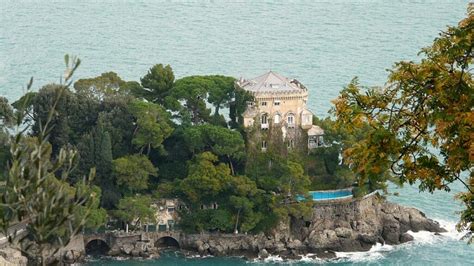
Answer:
[287,115,294,126]
[167,207,175,213]
[287,139,294,149]
[261,101,267,106]
[274,114,281,124]
[262,140,267,151]
[274,101,280,106]
[261,114,268,124]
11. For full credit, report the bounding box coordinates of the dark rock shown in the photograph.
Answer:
[258,248,269,259]
[400,233,414,243]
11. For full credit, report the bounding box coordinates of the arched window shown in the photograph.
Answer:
[261,113,269,129]
[287,139,294,149]
[287,113,295,127]
[261,140,267,151]
[261,114,268,124]
[274,113,281,124]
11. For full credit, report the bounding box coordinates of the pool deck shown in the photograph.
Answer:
[312,190,379,205]
[308,188,353,202]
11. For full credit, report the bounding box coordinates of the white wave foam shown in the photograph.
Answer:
[407,219,466,245]
[436,219,467,241]
[263,255,284,263]
[335,243,393,263]
[299,253,324,263]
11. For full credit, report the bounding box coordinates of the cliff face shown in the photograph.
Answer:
[180,194,446,259]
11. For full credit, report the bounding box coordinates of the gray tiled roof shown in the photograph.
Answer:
[237,71,306,93]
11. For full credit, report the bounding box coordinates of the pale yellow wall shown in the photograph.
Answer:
[250,91,311,128]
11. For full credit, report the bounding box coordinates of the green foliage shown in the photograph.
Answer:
[172,76,212,124]
[74,71,127,99]
[113,154,157,193]
[305,117,357,189]
[180,152,232,204]
[128,100,174,155]
[74,184,108,230]
[139,64,175,107]
[0,97,14,180]
[179,209,233,233]
[332,13,474,241]
[183,124,245,174]
[114,195,155,226]
[0,97,14,127]
[229,87,254,130]
[32,84,74,154]
[0,56,103,264]
[171,75,236,126]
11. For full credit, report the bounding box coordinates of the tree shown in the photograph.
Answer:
[0,97,14,180]
[179,152,232,204]
[139,64,175,107]
[172,76,213,124]
[74,71,125,99]
[228,175,261,233]
[31,84,74,154]
[332,11,474,241]
[1,56,101,265]
[74,184,108,231]
[183,124,245,174]
[229,86,254,130]
[128,100,174,155]
[113,154,157,193]
[93,122,114,185]
[114,195,155,230]
[0,97,14,127]
[207,75,236,117]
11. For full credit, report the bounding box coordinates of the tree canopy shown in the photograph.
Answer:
[332,12,474,241]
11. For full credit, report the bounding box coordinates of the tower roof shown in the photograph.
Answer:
[237,71,306,93]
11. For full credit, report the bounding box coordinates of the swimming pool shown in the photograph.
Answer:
[298,189,353,201]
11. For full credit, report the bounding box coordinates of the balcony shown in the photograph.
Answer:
[261,123,269,130]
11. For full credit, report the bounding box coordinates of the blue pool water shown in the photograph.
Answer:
[310,190,353,201]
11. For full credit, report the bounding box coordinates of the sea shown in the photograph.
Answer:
[0,0,472,265]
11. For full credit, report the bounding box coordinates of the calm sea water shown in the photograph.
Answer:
[1,0,472,265]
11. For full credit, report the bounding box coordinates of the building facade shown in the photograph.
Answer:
[236,71,324,151]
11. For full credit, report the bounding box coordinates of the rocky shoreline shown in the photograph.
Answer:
[0,193,447,264]
[176,193,446,260]
[102,193,446,261]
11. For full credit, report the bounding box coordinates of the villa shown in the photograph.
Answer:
[236,71,324,151]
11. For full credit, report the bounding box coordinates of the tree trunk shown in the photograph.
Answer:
[234,208,241,234]
[227,155,235,176]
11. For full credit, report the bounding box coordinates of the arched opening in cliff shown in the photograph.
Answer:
[155,236,180,249]
[85,239,111,256]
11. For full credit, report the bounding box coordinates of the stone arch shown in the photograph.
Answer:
[155,236,180,249]
[85,239,110,256]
